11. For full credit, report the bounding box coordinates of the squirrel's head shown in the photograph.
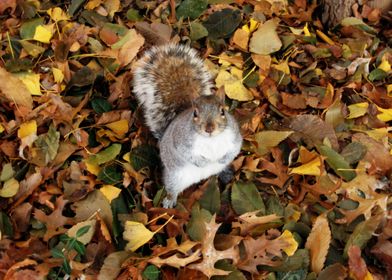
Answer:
[192,90,228,137]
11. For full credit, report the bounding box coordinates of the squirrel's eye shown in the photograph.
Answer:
[193,109,199,118]
[220,108,225,116]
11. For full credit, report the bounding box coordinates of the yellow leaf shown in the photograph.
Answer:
[376,106,392,122]
[254,130,293,156]
[0,178,19,198]
[347,102,368,119]
[52,67,64,83]
[242,18,259,33]
[15,72,41,96]
[105,119,129,136]
[230,67,243,80]
[225,80,253,101]
[365,128,388,141]
[303,23,311,36]
[100,185,122,203]
[47,7,70,22]
[364,272,374,280]
[123,152,131,162]
[290,157,321,176]
[215,69,253,101]
[387,84,392,96]
[0,124,4,133]
[305,215,331,273]
[272,61,290,75]
[18,120,37,139]
[278,230,298,256]
[123,221,154,251]
[85,161,100,176]
[86,0,102,9]
[316,30,335,45]
[378,59,391,72]
[33,25,53,43]
[104,0,120,18]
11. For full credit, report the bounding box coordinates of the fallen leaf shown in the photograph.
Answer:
[67,219,96,244]
[100,185,122,203]
[0,178,19,198]
[0,67,33,109]
[123,221,155,251]
[249,19,282,55]
[253,130,293,156]
[305,215,331,273]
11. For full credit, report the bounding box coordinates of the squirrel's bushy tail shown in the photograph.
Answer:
[133,44,213,139]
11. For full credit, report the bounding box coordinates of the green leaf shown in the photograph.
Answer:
[340,142,367,165]
[20,18,44,39]
[126,9,143,21]
[130,144,159,171]
[231,182,265,215]
[97,165,122,184]
[343,214,382,258]
[266,196,284,216]
[73,240,86,255]
[199,177,220,214]
[317,145,356,181]
[203,9,241,39]
[19,40,46,58]
[0,212,13,237]
[34,125,60,164]
[276,269,308,280]
[76,225,91,238]
[368,68,388,81]
[190,22,208,41]
[0,163,15,182]
[142,265,160,280]
[62,259,72,274]
[268,249,310,272]
[186,204,212,241]
[177,0,208,20]
[91,98,113,114]
[0,178,19,198]
[59,234,70,243]
[51,248,65,259]
[87,144,122,165]
[69,0,85,16]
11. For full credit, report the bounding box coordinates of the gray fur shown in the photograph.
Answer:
[133,44,242,208]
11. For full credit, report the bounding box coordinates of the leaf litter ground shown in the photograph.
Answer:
[0,0,391,279]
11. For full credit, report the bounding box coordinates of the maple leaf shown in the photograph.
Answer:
[237,231,287,274]
[34,196,72,241]
[188,215,240,278]
[305,214,331,274]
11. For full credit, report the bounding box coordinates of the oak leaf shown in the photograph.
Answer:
[189,215,240,278]
[34,196,71,241]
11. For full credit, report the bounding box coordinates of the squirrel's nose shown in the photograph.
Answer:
[205,123,215,134]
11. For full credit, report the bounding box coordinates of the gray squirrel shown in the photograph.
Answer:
[133,44,242,208]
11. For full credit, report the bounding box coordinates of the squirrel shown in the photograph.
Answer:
[133,44,242,208]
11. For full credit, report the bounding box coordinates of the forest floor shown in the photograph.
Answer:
[0,0,392,279]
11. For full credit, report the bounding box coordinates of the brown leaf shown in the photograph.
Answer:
[237,232,286,273]
[0,67,33,110]
[305,215,331,273]
[189,215,240,278]
[232,212,281,236]
[290,115,339,150]
[348,246,371,280]
[34,196,71,241]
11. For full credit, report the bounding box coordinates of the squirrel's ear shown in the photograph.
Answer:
[216,86,225,104]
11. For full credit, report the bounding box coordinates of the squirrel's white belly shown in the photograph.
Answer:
[176,162,226,189]
[173,129,236,188]
[192,129,235,161]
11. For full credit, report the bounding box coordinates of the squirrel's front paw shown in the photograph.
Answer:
[162,197,176,208]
